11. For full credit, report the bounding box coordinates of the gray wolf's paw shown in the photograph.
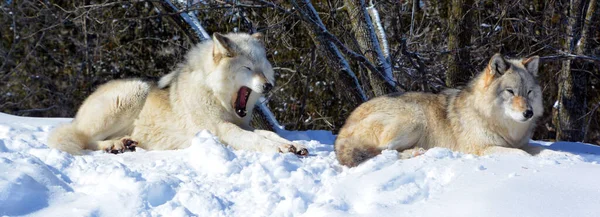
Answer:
[278,144,309,156]
[483,146,530,156]
[104,137,137,154]
[399,147,426,159]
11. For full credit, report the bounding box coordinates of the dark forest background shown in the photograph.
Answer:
[1,0,599,145]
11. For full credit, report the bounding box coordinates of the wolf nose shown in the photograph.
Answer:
[523,109,533,119]
[263,83,273,93]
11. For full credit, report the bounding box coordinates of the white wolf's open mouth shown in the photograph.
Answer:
[234,86,252,117]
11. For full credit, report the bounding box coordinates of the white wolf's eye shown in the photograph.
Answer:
[244,66,252,71]
[506,89,514,95]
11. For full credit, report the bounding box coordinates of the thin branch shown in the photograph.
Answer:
[273,67,297,73]
[14,106,57,114]
[541,54,600,63]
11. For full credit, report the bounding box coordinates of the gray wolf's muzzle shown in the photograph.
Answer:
[523,109,533,119]
[263,83,273,93]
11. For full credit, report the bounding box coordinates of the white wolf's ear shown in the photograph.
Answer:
[488,53,507,76]
[522,56,540,76]
[213,33,236,61]
[251,32,264,40]
[251,32,265,45]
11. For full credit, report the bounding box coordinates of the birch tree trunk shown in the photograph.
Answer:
[344,0,397,96]
[366,1,390,61]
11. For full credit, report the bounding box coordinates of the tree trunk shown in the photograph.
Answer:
[344,0,397,96]
[294,0,368,108]
[446,0,474,88]
[438,0,449,19]
[556,0,594,141]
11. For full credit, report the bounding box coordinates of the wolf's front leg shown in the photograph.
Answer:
[520,144,546,155]
[254,129,308,156]
[482,146,530,156]
[216,122,306,156]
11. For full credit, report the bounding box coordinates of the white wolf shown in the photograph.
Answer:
[48,32,308,156]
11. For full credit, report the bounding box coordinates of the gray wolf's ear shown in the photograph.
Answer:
[481,53,507,88]
[488,53,507,76]
[522,56,540,76]
[213,33,236,60]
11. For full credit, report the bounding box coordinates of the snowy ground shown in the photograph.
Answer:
[1,112,600,217]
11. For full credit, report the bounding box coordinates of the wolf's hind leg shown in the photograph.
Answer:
[74,79,151,152]
[49,79,151,154]
[335,123,386,167]
[380,121,424,160]
[382,124,423,151]
[47,124,89,155]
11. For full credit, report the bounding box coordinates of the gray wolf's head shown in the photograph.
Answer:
[478,53,543,123]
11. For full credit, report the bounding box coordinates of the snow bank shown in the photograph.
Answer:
[1,112,599,217]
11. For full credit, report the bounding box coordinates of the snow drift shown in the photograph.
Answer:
[1,112,599,217]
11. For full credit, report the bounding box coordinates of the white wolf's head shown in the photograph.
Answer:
[160,32,275,119]
[209,32,275,118]
[478,53,544,123]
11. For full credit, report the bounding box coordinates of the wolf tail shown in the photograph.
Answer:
[47,123,89,155]
[335,136,381,167]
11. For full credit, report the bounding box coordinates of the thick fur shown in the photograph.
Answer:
[335,53,544,167]
[48,32,308,156]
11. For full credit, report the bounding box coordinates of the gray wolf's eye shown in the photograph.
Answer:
[506,89,514,95]
[527,90,532,95]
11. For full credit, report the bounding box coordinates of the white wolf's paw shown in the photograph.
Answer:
[294,144,309,156]
[278,144,309,157]
[100,137,137,154]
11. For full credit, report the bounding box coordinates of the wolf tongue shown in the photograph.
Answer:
[238,87,249,107]
[235,87,251,117]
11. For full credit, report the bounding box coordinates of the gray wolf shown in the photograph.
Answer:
[335,53,543,167]
[48,32,308,156]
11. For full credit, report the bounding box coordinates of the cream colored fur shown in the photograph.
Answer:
[48,32,308,156]
[335,53,544,167]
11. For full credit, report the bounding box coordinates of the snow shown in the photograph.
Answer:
[1,112,600,217]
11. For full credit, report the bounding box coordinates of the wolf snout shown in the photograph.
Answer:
[523,109,533,119]
[263,83,273,93]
